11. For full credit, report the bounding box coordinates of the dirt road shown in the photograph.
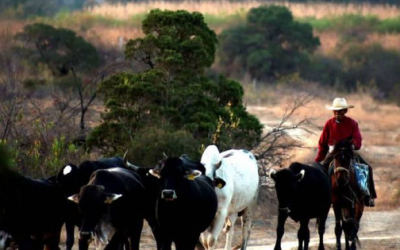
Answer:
[240,208,400,250]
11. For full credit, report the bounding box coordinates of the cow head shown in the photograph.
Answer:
[68,185,122,242]
[269,168,305,214]
[200,145,228,190]
[149,157,203,201]
[56,164,80,196]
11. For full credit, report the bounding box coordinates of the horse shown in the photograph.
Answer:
[331,139,365,250]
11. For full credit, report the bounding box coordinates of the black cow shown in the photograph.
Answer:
[147,157,218,250]
[55,157,126,250]
[269,162,331,250]
[0,150,68,250]
[69,168,145,250]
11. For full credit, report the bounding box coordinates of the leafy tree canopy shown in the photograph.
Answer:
[14,23,101,76]
[218,5,320,80]
[88,9,263,162]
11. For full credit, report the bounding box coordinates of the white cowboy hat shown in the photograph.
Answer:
[325,98,354,110]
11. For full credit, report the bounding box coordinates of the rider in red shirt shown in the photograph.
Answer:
[316,98,377,207]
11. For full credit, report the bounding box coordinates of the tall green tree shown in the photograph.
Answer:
[14,23,101,77]
[218,5,320,81]
[88,9,263,164]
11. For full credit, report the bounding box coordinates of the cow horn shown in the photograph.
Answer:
[68,194,79,204]
[149,169,161,179]
[104,194,122,204]
[298,169,305,182]
[268,168,277,178]
[123,150,139,171]
[162,152,168,159]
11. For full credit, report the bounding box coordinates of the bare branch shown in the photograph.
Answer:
[251,93,317,169]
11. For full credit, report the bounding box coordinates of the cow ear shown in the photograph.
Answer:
[293,170,305,182]
[104,193,122,204]
[213,177,226,189]
[185,170,202,180]
[214,160,222,170]
[68,194,79,203]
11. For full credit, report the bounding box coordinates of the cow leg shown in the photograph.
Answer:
[195,239,206,250]
[274,212,288,250]
[44,237,61,250]
[224,213,238,250]
[298,218,310,250]
[174,232,199,250]
[207,209,228,249]
[240,207,253,250]
[104,232,124,250]
[317,216,327,250]
[150,226,172,250]
[18,238,35,250]
[65,220,76,250]
[127,219,143,250]
[200,231,208,250]
[333,206,342,250]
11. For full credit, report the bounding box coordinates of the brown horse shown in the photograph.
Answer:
[331,139,365,250]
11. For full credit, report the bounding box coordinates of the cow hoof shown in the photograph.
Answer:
[207,236,216,248]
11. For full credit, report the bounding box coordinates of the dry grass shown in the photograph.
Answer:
[86,1,400,19]
[317,31,400,53]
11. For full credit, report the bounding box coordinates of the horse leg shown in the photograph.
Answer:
[273,212,288,250]
[349,203,364,250]
[333,206,343,250]
[342,219,351,250]
[298,218,310,250]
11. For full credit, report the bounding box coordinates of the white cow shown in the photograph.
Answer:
[200,145,259,250]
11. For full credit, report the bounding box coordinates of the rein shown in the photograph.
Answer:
[332,161,351,186]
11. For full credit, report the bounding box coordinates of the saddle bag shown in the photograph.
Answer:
[353,162,370,196]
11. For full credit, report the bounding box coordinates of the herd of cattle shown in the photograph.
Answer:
[0,145,332,250]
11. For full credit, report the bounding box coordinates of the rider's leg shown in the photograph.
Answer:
[357,155,377,206]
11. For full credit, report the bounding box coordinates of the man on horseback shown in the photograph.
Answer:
[315,97,377,207]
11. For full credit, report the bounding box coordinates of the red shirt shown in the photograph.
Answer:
[315,116,362,162]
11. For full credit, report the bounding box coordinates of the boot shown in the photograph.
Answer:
[364,196,375,207]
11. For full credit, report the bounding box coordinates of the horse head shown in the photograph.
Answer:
[332,139,355,187]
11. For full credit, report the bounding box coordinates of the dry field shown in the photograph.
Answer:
[86,1,400,19]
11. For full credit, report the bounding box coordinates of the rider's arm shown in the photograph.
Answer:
[315,120,330,162]
[352,120,362,150]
